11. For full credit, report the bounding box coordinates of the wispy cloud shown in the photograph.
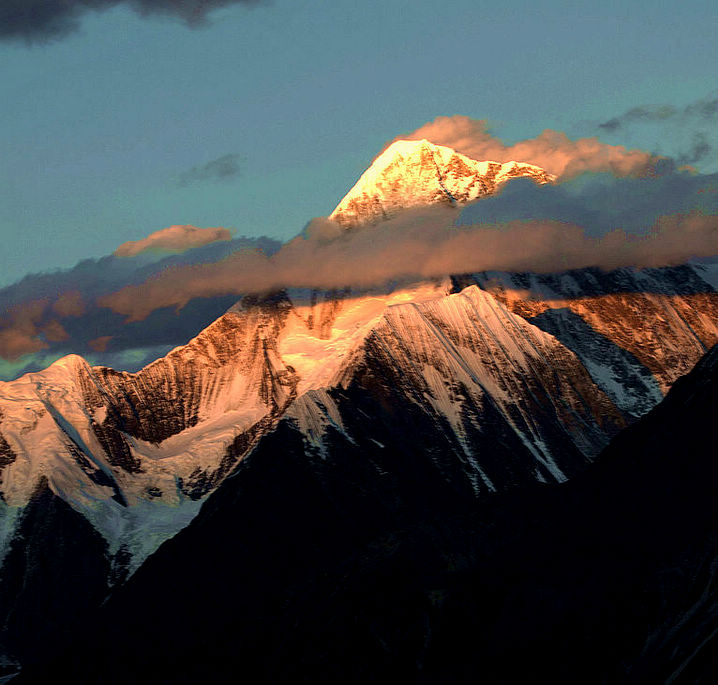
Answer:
[0,0,264,44]
[114,225,232,257]
[598,93,718,132]
[597,94,718,168]
[402,115,657,179]
[677,132,712,165]
[178,154,242,186]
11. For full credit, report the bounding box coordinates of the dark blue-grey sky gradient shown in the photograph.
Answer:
[1,0,717,287]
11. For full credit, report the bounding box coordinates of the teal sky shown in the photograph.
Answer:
[2,0,717,286]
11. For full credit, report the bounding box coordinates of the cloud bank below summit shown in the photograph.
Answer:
[2,136,718,377]
[99,161,718,325]
[0,233,280,373]
[100,206,718,321]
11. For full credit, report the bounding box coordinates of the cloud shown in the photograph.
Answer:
[0,290,87,360]
[0,0,263,43]
[597,94,718,169]
[401,115,656,179]
[178,154,241,186]
[88,335,113,352]
[0,233,279,373]
[599,105,679,132]
[599,93,718,132]
[457,165,718,237]
[114,225,232,257]
[3,163,718,377]
[0,300,50,359]
[677,133,712,165]
[52,291,85,317]
[41,319,70,343]
[99,203,718,322]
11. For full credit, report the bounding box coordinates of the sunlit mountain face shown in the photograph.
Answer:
[2,136,718,683]
[329,139,555,225]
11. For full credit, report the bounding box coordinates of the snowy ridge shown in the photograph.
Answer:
[1,269,717,574]
[464,266,718,416]
[0,282,452,569]
[0,295,301,571]
[364,286,623,475]
[0,278,630,568]
[329,139,554,226]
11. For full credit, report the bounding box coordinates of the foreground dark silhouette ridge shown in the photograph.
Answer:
[13,343,718,683]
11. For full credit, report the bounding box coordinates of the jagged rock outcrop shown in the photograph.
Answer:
[456,265,718,417]
[329,139,553,226]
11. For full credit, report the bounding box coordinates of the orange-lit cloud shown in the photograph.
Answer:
[0,233,279,369]
[0,300,50,359]
[114,225,232,258]
[1,295,76,359]
[41,320,69,343]
[88,336,113,353]
[99,207,718,322]
[402,115,657,178]
[52,291,85,317]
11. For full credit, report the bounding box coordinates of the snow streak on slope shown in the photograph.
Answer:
[0,295,301,572]
[329,139,554,226]
[278,280,451,395]
[285,285,627,497]
[1,139,715,582]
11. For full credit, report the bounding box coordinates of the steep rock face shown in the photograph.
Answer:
[91,293,297,447]
[2,136,709,582]
[0,416,17,498]
[329,139,553,226]
[1,265,716,582]
[328,137,718,424]
[289,285,625,496]
[2,135,718,678]
[0,294,301,574]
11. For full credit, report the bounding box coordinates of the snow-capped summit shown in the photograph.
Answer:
[329,139,554,226]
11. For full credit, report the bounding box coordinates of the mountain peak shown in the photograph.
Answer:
[329,139,554,226]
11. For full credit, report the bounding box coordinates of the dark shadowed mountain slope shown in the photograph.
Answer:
[15,343,718,684]
[0,479,110,673]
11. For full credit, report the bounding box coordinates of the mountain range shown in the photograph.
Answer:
[1,138,718,681]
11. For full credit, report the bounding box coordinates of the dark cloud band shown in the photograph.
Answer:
[599,94,718,132]
[0,0,262,43]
